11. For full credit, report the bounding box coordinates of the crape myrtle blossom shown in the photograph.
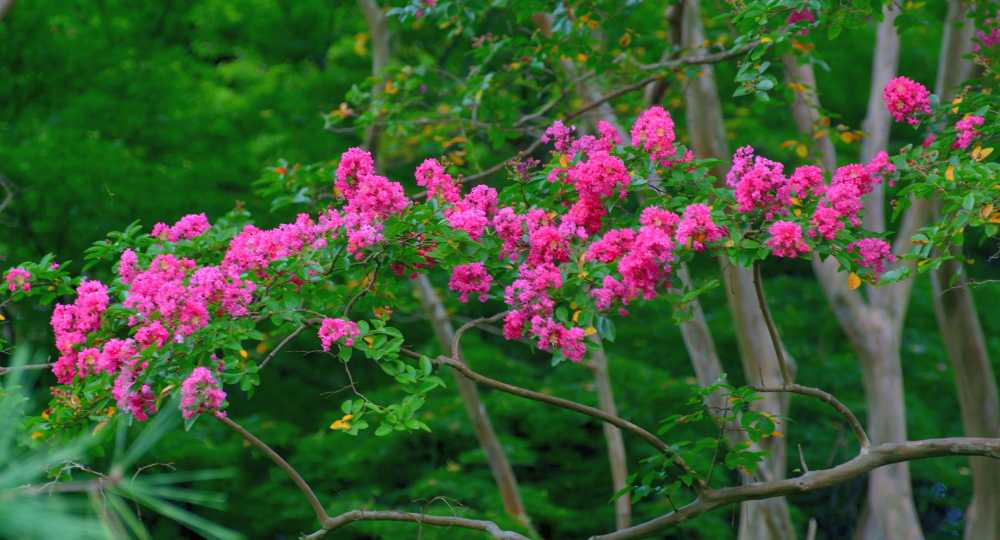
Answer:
[884,76,932,125]
[630,106,677,162]
[319,318,361,351]
[956,116,985,149]
[4,267,31,292]
[675,204,725,252]
[449,263,493,303]
[726,146,791,218]
[767,221,810,258]
[151,213,211,243]
[974,18,1000,52]
[848,238,895,275]
[180,367,227,419]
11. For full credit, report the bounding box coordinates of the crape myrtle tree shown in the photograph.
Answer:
[4,2,1000,540]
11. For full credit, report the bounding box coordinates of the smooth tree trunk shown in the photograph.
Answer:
[412,276,533,528]
[679,2,796,539]
[357,0,389,165]
[0,0,16,24]
[928,4,999,537]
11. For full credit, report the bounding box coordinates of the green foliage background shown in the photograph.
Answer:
[1,0,998,538]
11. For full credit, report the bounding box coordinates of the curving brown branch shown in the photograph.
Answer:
[589,438,1000,540]
[398,347,704,484]
[301,509,531,540]
[259,326,307,370]
[748,384,871,451]
[218,416,330,525]
[451,310,508,361]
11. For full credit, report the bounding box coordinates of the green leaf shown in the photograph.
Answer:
[420,356,433,377]
[375,423,393,436]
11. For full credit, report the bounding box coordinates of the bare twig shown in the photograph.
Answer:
[751,261,793,385]
[217,416,330,525]
[300,509,531,540]
[260,326,307,370]
[343,265,380,318]
[798,444,809,474]
[0,362,55,377]
[451,311,508,359]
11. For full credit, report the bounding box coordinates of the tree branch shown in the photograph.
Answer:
[398,348,704,486]
[301,509,531,540]
[217,416,330,525]
[259,326,307,370]
[451,311,508,360]
[748,384,871,451]
[751,261,793,385]
[0,362,55,377]
[589,438,1000,540]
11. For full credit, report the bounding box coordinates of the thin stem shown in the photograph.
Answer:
[0,362,54,376]
[259,326,306,370]
[751,261,793,385]
[301,509,531,540]
[451,311,508,358]
[217,416,330,525]
[343,264,380,318]
[398,348,706,488]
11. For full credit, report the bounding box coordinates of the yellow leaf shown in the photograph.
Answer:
[796,144,808,158]
[790,197,801,206]
[239,350,248,359]
[619,33,631,47]
[93,421,109,435]
[158,384,175,399]
[840,132,859,144]
[572,310,581,323]
[818,116,831,127]
[587,20,599,29]
[761,37,773,43]
[952,96,963,113]
[364,336,374,348]
[989,212,1000,224]
[982,203,994,218]
[725,240,735,248]
[42,408,52,420]
[577,54,588,63]
[437,104,450,114]
[848,272,861,290]
[788,83,806,92]
[792,41,815,52]
[770,431,784,437]
[584,327,597,336]
[256,342,267,354]
[780,140,797,149]
[974,147,994,161]
[0,314,4,321]
[794,209,802,216]
[726,397,744,402]
[946,166,955,181]
[559,155,569,168]
[31,432,43,439]
[331,414,354,430]
[813,129,829,140]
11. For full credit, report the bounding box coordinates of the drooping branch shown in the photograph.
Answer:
[748,384,871,451]
[589,438,1000,540]
[398,348,703,483]
[259,326,307,370]
[451,311,508,362]
[750,261,793,386]
[218,416,330,525]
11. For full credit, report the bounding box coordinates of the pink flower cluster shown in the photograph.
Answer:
[180,367,227,419]
[630,106,677,162]
[502,262,586,361]
[223,212,340,274]
[848,238,895,275]
[786,7,815,34]
[50,280,110,384]
[975,19,1000,52]
[151,213,211,242]
[4,268,31,292]
[319,318,361,351]
[884,77,931,125]
[956,116,985,149]
[726,146,790,218]
[767,221,809,258]
[113,366,156,421]
[336,149,411,258]
[675,204,725,251]
[121,254,256,348]
[449,263,493,302]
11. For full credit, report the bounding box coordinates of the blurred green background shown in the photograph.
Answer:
[2,0,998,538]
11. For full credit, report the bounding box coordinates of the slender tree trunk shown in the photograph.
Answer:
[679,2,796,538]
[0,0,17,24]
[926,8,999,534]
[357,0,389,165]
[411,276,533,529]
